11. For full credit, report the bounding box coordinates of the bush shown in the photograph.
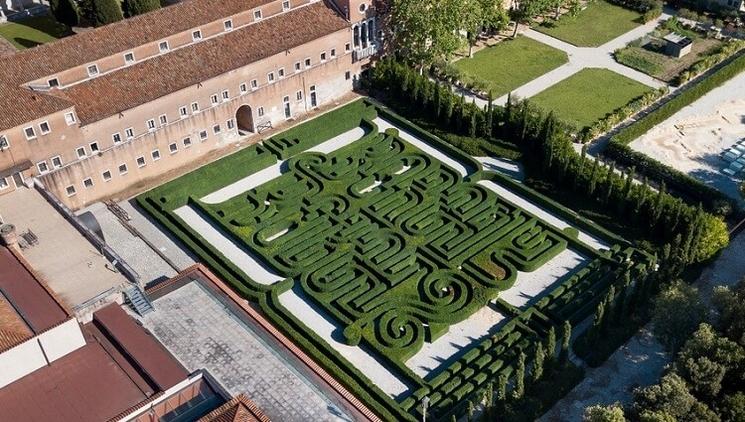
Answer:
[89,0,123,26]
[50,0,80,27]
[122,0,160,17]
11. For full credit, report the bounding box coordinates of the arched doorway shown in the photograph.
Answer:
[235,105,254,134]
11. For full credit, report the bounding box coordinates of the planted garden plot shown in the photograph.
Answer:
[138,100,653,421]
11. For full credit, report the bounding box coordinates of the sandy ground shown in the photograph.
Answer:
[478,180,609,250]
[541,230,745,420]
[629,71,745,204]
[278,286,412,397]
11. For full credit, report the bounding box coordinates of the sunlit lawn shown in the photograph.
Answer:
[0,15,71,50]
[534,1,643,47]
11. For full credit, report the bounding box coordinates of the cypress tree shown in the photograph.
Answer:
[467,399,474,422]
[50,0,80,27]
[651,181,667,228]
[532,341,545,383]
[469,109,478,138]
[505,92,513,127]
[588,160,600,197]
[560,320,571,364]
[451,415,456,422]
[433,83,442,118]
[601,286,615,333]
[122,0,160,17]
[593,300,605,339]
[486,91,494,137]
[513,351,526,399]
[546,325,556,364]
[497,373,507,402]
[90,0,123,26]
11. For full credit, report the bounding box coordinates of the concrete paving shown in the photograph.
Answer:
[142,281,351,422]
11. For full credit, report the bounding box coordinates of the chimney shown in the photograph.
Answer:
[0,223,17,247]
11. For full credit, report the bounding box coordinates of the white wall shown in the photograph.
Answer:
[37,319,86,362]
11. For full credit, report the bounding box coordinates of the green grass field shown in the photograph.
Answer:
[454,36,568,98]
[0,15,71,50]
[535,1,643,47]
[530,68,653,129]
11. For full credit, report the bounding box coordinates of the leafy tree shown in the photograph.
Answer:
[122,0,160,17]
[510,0,543,37]
[712,282,745,345]
[478,0,509,33]
[691,214,729,264]
[719,392,745,422]
[678,355,726,399]
[88,0,123,26]
[583,403,626,422]
[49,0,80,27]
[633,373,697,419]
[652,281,707,351]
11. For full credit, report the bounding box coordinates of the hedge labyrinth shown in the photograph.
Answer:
[140,100,654,421]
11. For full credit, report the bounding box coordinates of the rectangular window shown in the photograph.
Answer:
[222,90,229,101]
[112,133,122,144]
[210,94,219,105]
[191,102,200,113]
[169,142,178,154]
[0,177,7,190]
[251,79,258,90]
[136,156,146,167]
[192,30,202,41]
[226,119,235,130]
[119,163,128,175]
[282,1,290,11]
[345,43,351,52]
[48,78,59,88]
[102,170,112,181]
[224,19,233,31]
[51,156,62,168]
[267,72,275,83]
[179,106,188,117]
[296,91,303,101]
[125,128,134,139]
[254,9,262,20]
[151,149,161,161]
[294,62,301,72]
[159,41,169,52]
[124,52,135,64]
[89,142,99,153]
[278,68,285,78]
[24,126,36,140]
[304,58,311,68]
[0,135,7,150]
[239,83,248,94]
[258,107,265,117]
[345,70,351,80]
[83,178,93,188]
[147,119,156,131]
[76,146,87,158]
[65,112,76,125]
[213,124,221,134]
[183,137,192,148]
[39,121,51,135]
[87,64,99,77]
[65,185,76,197]
[320,52,327,62]
[331,48,336,58]
[159,114,168,126]
[199,130,208,141]
[36,161,49,174]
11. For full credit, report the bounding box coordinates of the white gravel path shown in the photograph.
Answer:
[477,156,524,180]
[278,287,411,397]
[201,127,366,204]
[406,305,507,378]
[499,248,588,308]
[373,117,470,177]
[174,205,284,285]
[478,180,609,250]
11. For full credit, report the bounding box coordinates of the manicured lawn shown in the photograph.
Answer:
[453,36,568,97]
[534,1,643,47]
[530,68,653,128]
[0,15,71,50]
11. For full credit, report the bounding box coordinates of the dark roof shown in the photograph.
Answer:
[0,1,348,130]
[199,394,271,422]
[93,303,188,391]
[0,246,68,349]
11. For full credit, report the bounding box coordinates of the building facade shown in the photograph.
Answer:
[0,0,379,209]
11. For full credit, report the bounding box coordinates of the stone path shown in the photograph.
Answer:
[476,156,524,180]
[142,281,351,422]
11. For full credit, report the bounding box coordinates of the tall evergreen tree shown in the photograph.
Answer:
[50,0,80,27]
[122,0,160,17]
[532,341,545,383]
[485,91,494,137]
[546,325,557,364]
[90,0,123,26]
[467,399,474,422]
[561,320,572,364]
[513,351,526,399]
[588,159,600,197]
[497,373,508,402]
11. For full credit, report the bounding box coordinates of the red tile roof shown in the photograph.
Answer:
[199,394,271,422]
[0,1,349,130]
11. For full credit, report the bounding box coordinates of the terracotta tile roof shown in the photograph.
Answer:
[0,1,348,131]
[55,3,349,125]
[199,394,271,422]
[0,292,33,351]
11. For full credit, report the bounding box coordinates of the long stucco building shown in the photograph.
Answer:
[0,0,379,209]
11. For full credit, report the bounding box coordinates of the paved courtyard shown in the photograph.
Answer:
[141,281,351,422]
